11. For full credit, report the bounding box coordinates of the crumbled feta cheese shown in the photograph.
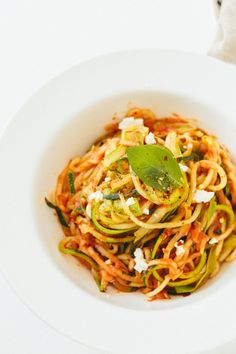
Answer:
[174,240,185,256]
[143,208,150,215]
[85,203,92,218]
[178,163,189,172]
[209,238,219,245]
[104,176,111,182]
[118,117,143,130]
[145,132,156,145]
[219,217,224,224]
[105,259,111,264]
[88,190,103,202]
[193,190,215,203]
[134,248,148,273]
[126,197,135,207]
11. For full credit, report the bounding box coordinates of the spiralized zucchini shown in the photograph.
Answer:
[46,107,236,300]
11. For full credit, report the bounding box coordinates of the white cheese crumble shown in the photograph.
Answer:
[134,248,148,273]
[178,163,189,172]
[209,238,219,245]
[143,208,150,215]
[85,203,92,218]
[183,143,193,150]
[145,132,156,145]
[105,259,111,265]
[193,190,215,203]
[88,190,103,202]
[104,176,111,182]
[174,240,185,256]
[126,197,135,207]
[118,117,144,130]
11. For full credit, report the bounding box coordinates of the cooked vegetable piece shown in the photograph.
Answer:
[45,198,69,228]
[59,239,98,270]
[91,203,136,235]
[68,171,76,194]
[103,145,126,167]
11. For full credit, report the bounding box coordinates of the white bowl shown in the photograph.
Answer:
[0,49,236,354]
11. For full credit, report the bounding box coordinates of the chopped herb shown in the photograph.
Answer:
[103,193,120,200]
[126,189,140,198]
[166,288,177,295]
[71,206,83,216]
[180,152,203,162]
[68,171,76,194]
[45,197,69,228]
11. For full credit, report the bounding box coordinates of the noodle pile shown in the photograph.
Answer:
[46,107,236,300]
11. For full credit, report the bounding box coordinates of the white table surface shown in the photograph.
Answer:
[0,1,236,353]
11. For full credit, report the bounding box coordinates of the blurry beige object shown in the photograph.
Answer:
[209,0,236,64]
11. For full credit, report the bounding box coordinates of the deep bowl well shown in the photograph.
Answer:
[0,50,236,354]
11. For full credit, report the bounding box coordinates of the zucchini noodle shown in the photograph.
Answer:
[46,107,236,300]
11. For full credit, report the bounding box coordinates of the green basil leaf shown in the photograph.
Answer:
[127,145,183,191]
